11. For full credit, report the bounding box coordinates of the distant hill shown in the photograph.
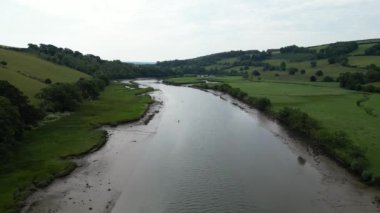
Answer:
[0,47,91,103]
[156,38,380,83]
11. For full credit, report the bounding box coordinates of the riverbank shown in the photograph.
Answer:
[0,82,153,212]
[163,77,380,186]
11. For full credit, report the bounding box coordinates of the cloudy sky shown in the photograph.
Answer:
[1,0,380,62]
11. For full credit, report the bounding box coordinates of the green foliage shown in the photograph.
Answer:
[322,76,335,82]
[277,107,319,136]
[44,78,52,84]
[310,75,317,82]
[310,61,317,67]
[315,70,324,77]
[75,78,106,100]
[36,83,82,112]
[280,45,315,54]
[0,80,43,126]
[319,41,358,59]
[365,43,380,55]
[280,61,286,71]
[0,61,7,66]
[0,97,23,160]
[27,44,175,79]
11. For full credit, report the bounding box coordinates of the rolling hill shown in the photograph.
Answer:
[0,47,91,103]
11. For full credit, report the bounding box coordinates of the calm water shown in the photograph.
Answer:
[25,80,379,213]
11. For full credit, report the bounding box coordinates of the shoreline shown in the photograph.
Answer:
[18,83,159,213]
[166,81,380,189]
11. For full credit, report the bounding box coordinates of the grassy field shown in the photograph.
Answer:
[0,83,153,212]
[165,76,380,179]
[0,48,91,103]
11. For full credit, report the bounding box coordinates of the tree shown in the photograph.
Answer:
[75,78,106,100]
[310,61,317,68]
[242,71,249,79]
[0,80,43,126]
[280,61,287,71]
[45,78,52,84]
[328,57,336,64]
[310,75,317,82]
[252,70,261,76]
[300,69,306,74]
[365,43,380,56]
[36,83,82,112]
[0,61,7,66]
[322,76,335,82]
[0,97,23,159]
[315,70,324,77]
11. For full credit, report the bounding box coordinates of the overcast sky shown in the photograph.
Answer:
[1,0,380,62]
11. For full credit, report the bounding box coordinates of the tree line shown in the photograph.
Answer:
[26,44,177,79]
[338,64,380,92]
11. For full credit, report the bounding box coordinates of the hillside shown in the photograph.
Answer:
[0,47,91,103]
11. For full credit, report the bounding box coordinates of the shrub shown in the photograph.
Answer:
[322,76,334,82]
[45,78,52,84]
[310,61,317,67]
[277,107,319,137]
[310,75,317,82]
[0,97,23,160]
[315,70,324,77]
[36,83,82,112]
[0,80,43,126]
[254,97,271,111]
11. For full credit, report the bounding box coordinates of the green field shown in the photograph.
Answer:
[0,48,91,103]
[0,83,152,212]
[165,76,380,179]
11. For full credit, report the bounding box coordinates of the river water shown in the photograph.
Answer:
[24,80,380,213]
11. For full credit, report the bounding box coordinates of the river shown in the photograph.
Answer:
[24,80,380,213]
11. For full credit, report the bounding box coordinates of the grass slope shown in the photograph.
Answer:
[0,83,153,212]
[165,76,380,180]
[0,48,91,103]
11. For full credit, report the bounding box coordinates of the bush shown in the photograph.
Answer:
[0,80,43,126]
[36,83,82,112]
[300,69,306,74]
[365,43,380,55]
[315,70,324,77]
[277,107,319,137]
[76,78,106,100]
[322,76,334,82]
[310,75,317,82]
[0,97,23,160]
[254,97,271,111]
[310,61,317,67]
[0,61,7,66]
[45,78,52,84]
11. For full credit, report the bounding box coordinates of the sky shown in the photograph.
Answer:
[1,0,380,62]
